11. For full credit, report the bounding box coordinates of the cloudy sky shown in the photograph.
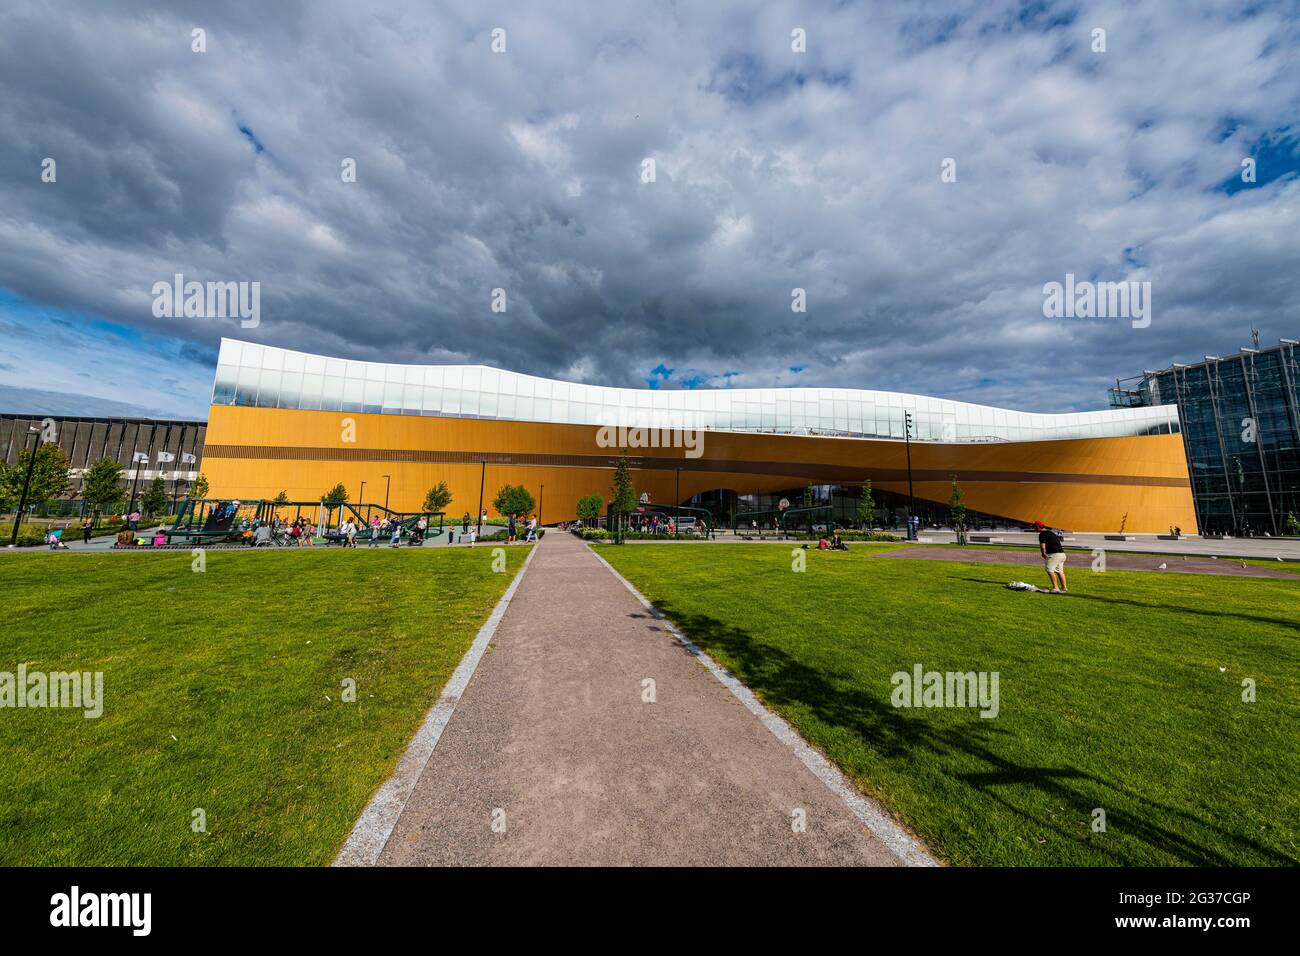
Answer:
[1,0,1298,420]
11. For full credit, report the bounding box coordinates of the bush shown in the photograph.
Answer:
[479,529,545,542]
[575,528,610,540]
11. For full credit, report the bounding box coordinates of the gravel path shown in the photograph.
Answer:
[374,533,912,866]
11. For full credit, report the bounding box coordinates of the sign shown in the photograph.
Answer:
[778,498,790,511]
[639,492,651,504]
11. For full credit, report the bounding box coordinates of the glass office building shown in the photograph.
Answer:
[1111,339,1300,535]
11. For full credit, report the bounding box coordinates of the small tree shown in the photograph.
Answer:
[948,474,968,545]
[190,473,210,499]
[493,484,536,519]
[80,458,125,525]
[321,482,349,523]
[610,452,637,544]
[856,479,875,529]
[423,480,452,513]
[273,490,289,505]
[802,482,815,509]
[141,476,168,518]
[1285,512,1300,536]
[576,493,604,526]
[0,442,71,512]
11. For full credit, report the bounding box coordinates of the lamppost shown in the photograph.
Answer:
[476,460,486,536]
[904,411,916,540]
[675,468,681,538]
[8,425,41,548]
[382,474,391,512]
[359,480,367,504]
[126,452,145,517]
[538,484,544,528]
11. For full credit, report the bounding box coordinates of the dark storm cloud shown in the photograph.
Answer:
[1,0,1299,418]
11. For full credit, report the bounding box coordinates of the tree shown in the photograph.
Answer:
[141,477,168,518]
[610,452,637,543]
[492,484,536,519]
[802,482,815,509]
[190,473,210,499]
[81,458,125,523]
[321,482,349,521]
[273,490,289,505]
[1285,512,1300,536]
[948,474,968,545]
[423,480,453,513]
[0,442,71,512]
[576,493,604,525]
[856,479,875,529]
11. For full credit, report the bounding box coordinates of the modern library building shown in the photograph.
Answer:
[199,338,1197,533]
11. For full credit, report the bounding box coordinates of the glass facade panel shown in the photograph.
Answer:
[208,339,1192,453]
[1136,344,1300,535]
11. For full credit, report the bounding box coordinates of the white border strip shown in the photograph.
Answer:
[333,544,539,866]
[589,546,938,867]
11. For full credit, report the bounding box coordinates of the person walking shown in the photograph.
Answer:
[82,516,93,544]
[1035,520,1068,593]
[508,513,517,543]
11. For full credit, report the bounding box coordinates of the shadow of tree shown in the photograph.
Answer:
[953,576,1300,633]
[644,596,1294,866]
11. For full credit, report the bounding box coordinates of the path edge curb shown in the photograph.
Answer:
[332,543,540,866]
[588,544,939,868]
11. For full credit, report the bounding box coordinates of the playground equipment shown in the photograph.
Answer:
[608,501,714,540]
[732,505,835,538]
[731,508,787,538]
[164,499,445,545]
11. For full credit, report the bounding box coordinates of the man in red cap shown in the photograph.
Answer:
[1035,520,1067,592]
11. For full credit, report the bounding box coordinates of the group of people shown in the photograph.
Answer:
[506,514,540,542]
[243,515,316,547]
[816,533,849,551]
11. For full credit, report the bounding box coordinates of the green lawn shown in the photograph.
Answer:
[0,546,529,865]
[598,542,1300,866]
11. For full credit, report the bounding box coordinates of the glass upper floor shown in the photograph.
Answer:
[211,338,1180,444]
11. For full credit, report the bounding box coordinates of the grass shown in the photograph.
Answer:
[597,542,1300,866]
[0,546,529,865]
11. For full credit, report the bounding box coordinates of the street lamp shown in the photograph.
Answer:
[904,411,916,539]
[359,480,367,504]
[675,468,681,538]
[382,474,391,512]
[476,460,486,536]
[8,425,41,548]
[539,484,544,528]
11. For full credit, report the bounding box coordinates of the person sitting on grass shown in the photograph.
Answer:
[817,534,831,550]
[1035,520,1068,593]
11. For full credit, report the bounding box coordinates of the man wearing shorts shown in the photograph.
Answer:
[1035,520,1067,592]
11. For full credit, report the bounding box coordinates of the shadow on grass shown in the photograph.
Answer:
[643,597,1293,866]
[953,576,1300,634]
